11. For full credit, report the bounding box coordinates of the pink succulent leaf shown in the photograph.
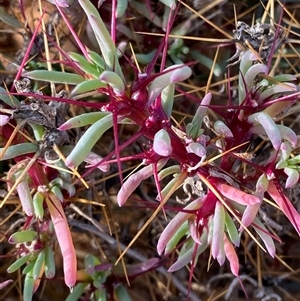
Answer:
[252,217,276,257]
[188,217,202,245]
[216,240,225,266]
[16,177,34,217]
[244,63,268,90]
[213,120,234,138]
[248,112,281,150]
[168,231,208,272]
[147,64,192,105]
[0,279,13,290]
[211,201,225,259]
[117,159,168,207]
[117,165,154,207]
[215,183,261,206]
[240,203,261,228]
[170,66,192,83]
[99,70,125,95]
[157,195,206,255]
[224,235,239,277]
[113,258,159,278]
[284,167,299,188]
[277,125,297,148]
[51,0,74,7]
[0,114,9,126]
[84,151,110,172]
[153,129,173,157]
[186,142,206,158]
[47,194,77,288]
[267,181,300,235]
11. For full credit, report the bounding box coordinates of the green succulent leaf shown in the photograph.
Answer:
[94,288,107,301]
[99,70,125,95]
[114,284,132,301]
[116,0,128,18]
[23,269,35,301]
[65,283,87,301]
[158,165,181,180]
[59,112,109,130]
[69,52,100,78]
[22,260,36,275]
[23,70,85,85]
[286,154,300,166]
[0,86,21,107]
[84,254,101,275]
[65,113,113,168]
[165,221,188,253]
[32,249,46,280]
[225,211,240,247]
[7,253,32,273]
[0,143,39,161]
[79,0,124,79]
[272,74,297,82]
[134,50,156,64]
[8,230,37,244]
[168,231,208,272]
[71,79,107,96]
[161,83,175,118]
[87,50,106,70]
[45,246,56,279]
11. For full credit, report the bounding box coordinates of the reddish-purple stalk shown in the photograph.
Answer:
[12,11,46,91]
[266,8,285,71]
[110,0,117,43]
[261,92,300,108]
[160,5,179,72]
[111,90,124,185]
[272,180,300,234]
[54,1,90,59]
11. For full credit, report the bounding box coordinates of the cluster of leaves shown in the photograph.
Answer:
[1,0,300,300]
